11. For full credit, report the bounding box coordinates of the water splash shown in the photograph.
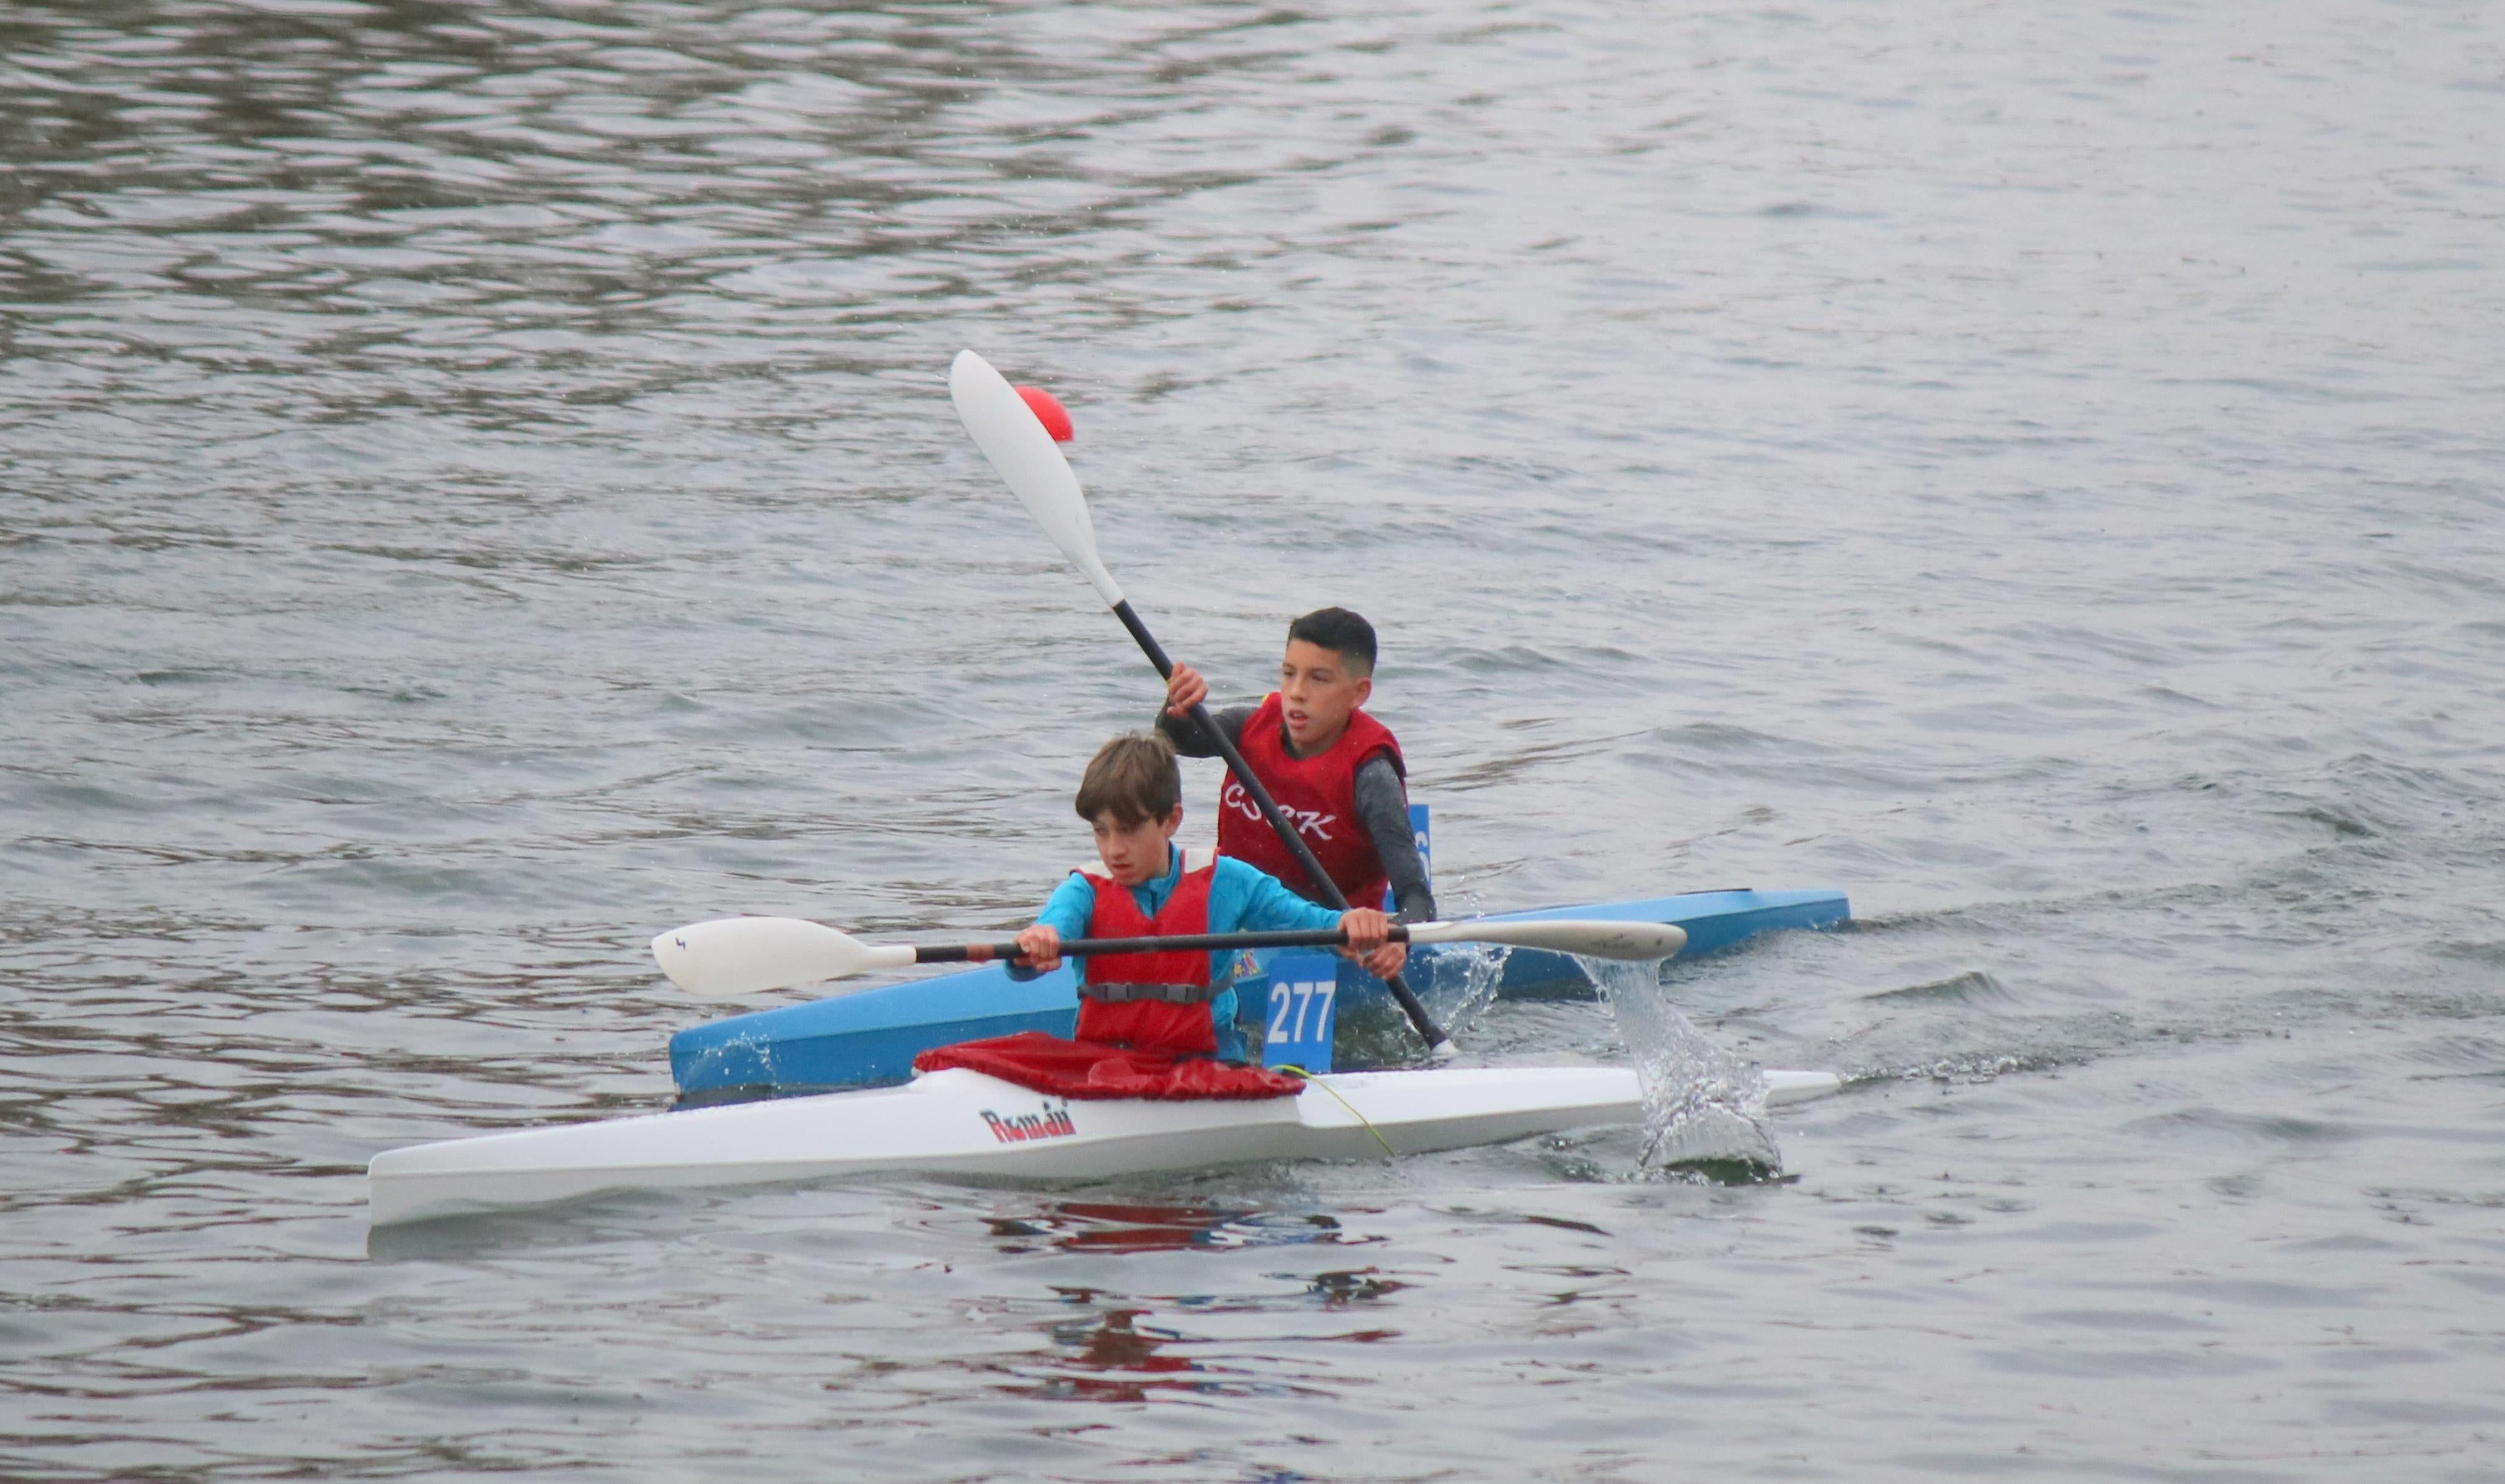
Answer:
[1578,956,1781,1174]
[1409,882,1517,1035]
[1423,941,1516,1037]
[1329,942,1514,1066]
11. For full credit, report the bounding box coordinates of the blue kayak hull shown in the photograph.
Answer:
[668,888,1848,1099]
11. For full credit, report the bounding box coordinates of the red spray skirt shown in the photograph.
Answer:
[913,1031,1305,1101]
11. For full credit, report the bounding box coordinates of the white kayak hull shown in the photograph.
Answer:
[367,1065,1844,1227]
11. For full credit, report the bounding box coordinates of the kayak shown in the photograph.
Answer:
[669,887,1849,1099]
[368,1063,1846,1228]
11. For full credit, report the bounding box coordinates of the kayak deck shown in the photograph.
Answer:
[668,887,1849,1099]
[369,1065,1845,1228]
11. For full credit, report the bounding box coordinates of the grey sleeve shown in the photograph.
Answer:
[1353,756,1436,922]
[1152,701,1254,758]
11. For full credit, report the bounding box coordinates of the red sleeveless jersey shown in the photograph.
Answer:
[1215,693,1405,910]
[1074,850,1218,1055]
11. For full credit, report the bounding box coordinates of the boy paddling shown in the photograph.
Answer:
[1159,607,1433,979]
[913,734,1395,1099]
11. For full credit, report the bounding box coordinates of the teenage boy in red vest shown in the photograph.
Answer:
[1157,607,1432,980]
[914,733,1396,1094]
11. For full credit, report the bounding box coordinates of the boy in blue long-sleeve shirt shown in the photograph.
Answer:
[916,734,1391,1095]
[1010,733,1397,1061]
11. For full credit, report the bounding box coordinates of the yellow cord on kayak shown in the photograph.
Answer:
[1276,1067,1397,1159]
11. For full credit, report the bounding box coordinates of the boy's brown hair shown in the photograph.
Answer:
[1073,732,1182,827]
[1287,606,1377,677]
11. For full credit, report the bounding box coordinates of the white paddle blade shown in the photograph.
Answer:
[948,349,1125,607]
[650,918,915,999]
[1407,919,1690,961]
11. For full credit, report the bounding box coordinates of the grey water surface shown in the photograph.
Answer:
[6,0,2504,1478]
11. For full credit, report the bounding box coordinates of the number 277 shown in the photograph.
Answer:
[1266,980,1335,1044]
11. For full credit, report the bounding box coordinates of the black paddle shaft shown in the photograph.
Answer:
[924,924,1414,966]
[1107,599,1453,1052]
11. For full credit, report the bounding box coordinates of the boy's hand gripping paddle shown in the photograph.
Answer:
[653,916,1687,1001]
[947,348,1460,1057]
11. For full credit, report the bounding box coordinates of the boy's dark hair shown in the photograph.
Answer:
[1074,732,1182,827]
[1286,607,1376,677]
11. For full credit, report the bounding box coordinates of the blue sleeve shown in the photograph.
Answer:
[1208,856,1346,935]
[1006,873,1096,982]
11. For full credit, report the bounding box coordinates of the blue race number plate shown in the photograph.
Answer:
[1261,951,1338,1073]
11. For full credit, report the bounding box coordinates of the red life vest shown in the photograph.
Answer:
[1216,693,1405,910]
[1072,848,1220,1056]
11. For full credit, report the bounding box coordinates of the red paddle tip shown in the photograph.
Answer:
[1015,384,1074,442]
